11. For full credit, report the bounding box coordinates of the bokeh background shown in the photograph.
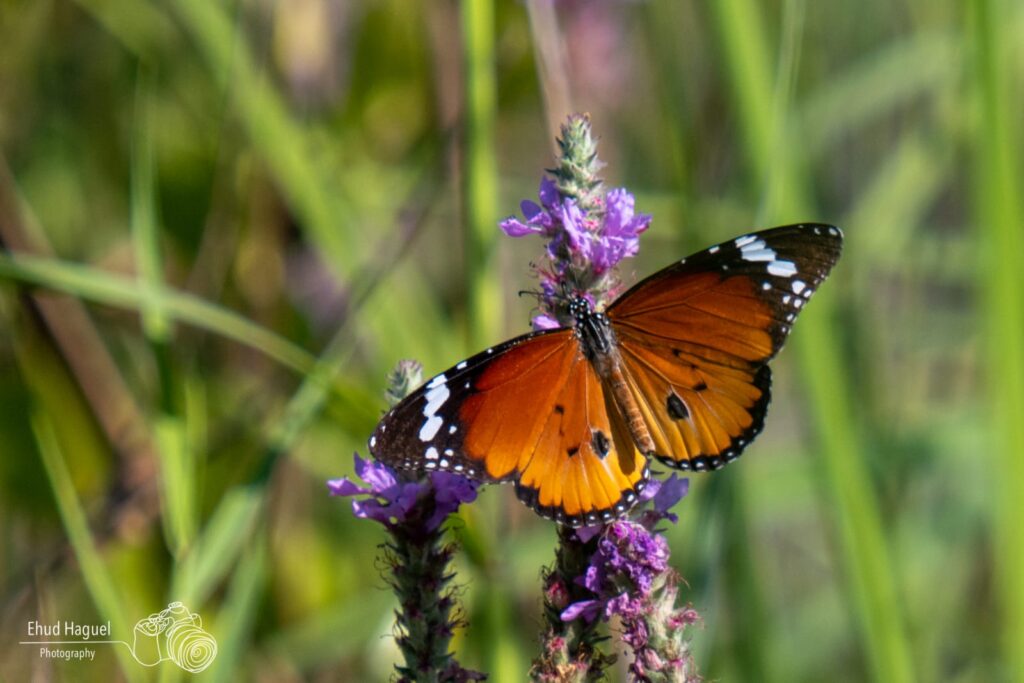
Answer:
[1,0,1022,681]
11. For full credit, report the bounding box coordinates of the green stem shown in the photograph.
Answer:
[0,252,316,374]
[460,0,502,350]
[969,1,1024,679]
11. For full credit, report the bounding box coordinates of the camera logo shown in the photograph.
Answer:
[130,602,218,673]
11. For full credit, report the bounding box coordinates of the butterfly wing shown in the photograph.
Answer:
[607,223,843,470]
[369,329,649,526]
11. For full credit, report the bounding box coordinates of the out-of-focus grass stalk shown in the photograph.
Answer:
[206,537,269,683]
[32,413,143,683]
[461,2,522,678]
[131,73,195,556]
[170,487,264,607]
[526,0,573,142]
[0,253,316,374]
[709,1,915,681]
[717,473,775,681]
[970,1,1024,679]
[460,0,502,351]
[169,0,357,277]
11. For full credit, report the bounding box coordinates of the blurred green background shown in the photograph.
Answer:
[1,0,1022,681]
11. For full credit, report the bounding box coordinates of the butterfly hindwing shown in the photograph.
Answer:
[607,223,841,469]
[369,328,649,526]
[513,351,649,525]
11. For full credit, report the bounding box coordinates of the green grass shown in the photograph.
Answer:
[0,1,1017,680]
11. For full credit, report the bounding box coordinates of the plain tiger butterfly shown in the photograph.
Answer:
[369,224,843,526]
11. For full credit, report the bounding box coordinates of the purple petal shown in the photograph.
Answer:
[539,177,559,209]
[531,314,561,331]
[520,200,553,230]
[582,564,603,593]
[652,474,689,514]
[575,524,604,543]
[354,454,397,492]
[351,497,393,524]
[560,599,601,622]
[500,216,538,237]
[558,201,591,257]
[326,477,370,497]
[638,478,661,503]
[603,188,651,238]
[603,188,635,236]
[424,472,479,530]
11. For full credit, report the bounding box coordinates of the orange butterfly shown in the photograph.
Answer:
[369,224,843,526]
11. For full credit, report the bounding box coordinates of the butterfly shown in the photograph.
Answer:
[369,224,843,526]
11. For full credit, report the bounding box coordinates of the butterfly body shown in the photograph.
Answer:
[370,224,843,526]
[570,298,658,456]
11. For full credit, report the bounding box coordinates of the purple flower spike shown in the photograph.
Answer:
[498,116,653,331]
[559,520,701,679]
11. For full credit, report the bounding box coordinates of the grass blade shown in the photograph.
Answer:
[31,413,143,683]
[970,1,1024,679]
[0,252,316,374]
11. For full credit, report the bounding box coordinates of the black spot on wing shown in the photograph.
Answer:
[666,393,689,420]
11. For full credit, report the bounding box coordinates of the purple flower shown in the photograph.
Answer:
[499,133,651,331]
[560,518,701,679]
[562,520,670,623]
[499,178,561,237]
[328,454,478,531]
[590,188,651,274]
[639,473,690,526]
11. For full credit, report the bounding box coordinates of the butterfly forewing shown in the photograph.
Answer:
[607,223,842,470]
[369,328,649,526]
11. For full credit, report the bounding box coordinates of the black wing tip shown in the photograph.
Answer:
[514,464,651,528]
[654,365,773,472]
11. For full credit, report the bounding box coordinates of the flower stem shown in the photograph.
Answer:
[532,527,613,682]
[387,484,484,683]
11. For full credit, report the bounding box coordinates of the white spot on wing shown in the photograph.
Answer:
[768,260,798,277]
[709,245,720,254]
[419,377,450,442]
[425,446,439,460]
[739,238,779,264]
[456,361,468,370]
[448,424,458,434]
[735,235,757,248]
[419,416,443,442]
[792,279,807,295]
